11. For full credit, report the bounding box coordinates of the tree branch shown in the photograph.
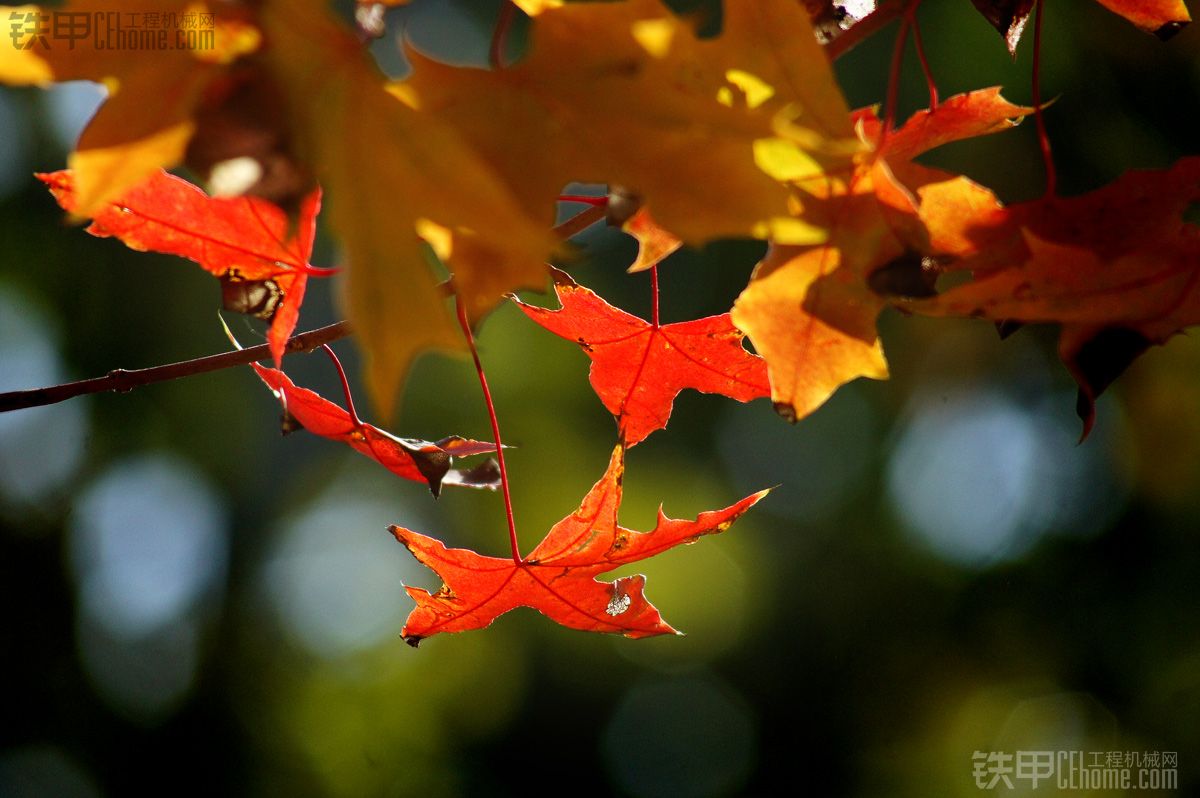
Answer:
[824,0,904,61]
[0,320,351,414]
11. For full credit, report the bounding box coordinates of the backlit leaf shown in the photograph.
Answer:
[38,168,323,365]
[516,269,770,446]
[392,446,766,644]
[252,364,500,496]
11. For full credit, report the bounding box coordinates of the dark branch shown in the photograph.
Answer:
[824,0,904,61]
[0,320,352,414]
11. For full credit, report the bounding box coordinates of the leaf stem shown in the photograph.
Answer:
[908,6,938,110]
[0,321,352,414]
[321,343,362,427]
[557,194,608,207]
[453,286,521,564]
[650,263,661,329]
[490,1,517,70]
[878,7,913,149]
[1032,0,1056,198]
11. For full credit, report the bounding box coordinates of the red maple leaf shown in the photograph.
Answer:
[391,446,766,644]
[38,169,330,365]
[252,363,500,496]
[910,157,1200,437]
[514,269,770,446]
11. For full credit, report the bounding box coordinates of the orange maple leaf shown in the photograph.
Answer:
[621,206,684,274]
[399,0,859,245]
[38,169,326,365]
[515,269,770,447]
[391,446,766,644]
[733,89,1035,424]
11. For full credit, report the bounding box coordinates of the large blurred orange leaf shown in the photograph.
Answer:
[400,0,861,246]
[257,0,554,413]
[391,446,766,644]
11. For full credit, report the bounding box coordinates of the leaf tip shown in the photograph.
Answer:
[547,265,578,289]
[1066,326,1152,444]
[772,401,798,424]
[1154,20,1189,41]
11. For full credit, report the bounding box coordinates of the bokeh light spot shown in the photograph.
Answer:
[262,486,428,659]
[602,673,756,798]
[75,616,201,723]
[69,454,229,638]
[887,388,1129,567]
[44,81,106,151]
[0,90,32,199]
[0,287,89,505]
[0,745,100,798]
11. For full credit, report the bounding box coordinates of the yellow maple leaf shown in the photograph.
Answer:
[732,164,895,423]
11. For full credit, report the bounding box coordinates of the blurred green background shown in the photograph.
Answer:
[2,1,1199,795]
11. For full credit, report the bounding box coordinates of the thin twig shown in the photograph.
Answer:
[489,1,517,70]
[877,7,912,148]
[649,263,661,329]
[909,6,938,110]
[551,204,607,240]
[0,320,351,414]
[1031,0,1056,198]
